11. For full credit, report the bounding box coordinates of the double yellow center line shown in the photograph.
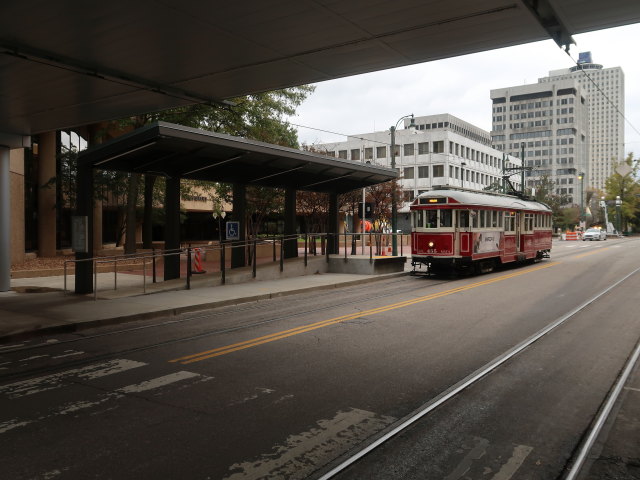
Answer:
[170,261,560,364]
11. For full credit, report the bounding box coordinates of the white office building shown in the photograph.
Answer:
[318,113,522,209]
[538,54,625,192]
[490,80,589,205]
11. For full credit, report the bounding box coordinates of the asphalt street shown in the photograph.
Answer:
[1,238,639,480]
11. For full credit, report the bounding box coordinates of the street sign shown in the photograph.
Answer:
[226,221,240,240]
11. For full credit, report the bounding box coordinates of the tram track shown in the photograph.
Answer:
[314,264,640,480]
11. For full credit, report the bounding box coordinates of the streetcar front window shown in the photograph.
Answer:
[414,211,424,228]
[425,210,437,228]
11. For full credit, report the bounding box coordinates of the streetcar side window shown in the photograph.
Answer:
[425,210,437,228]
[458,210,470,228]
[471,210,478,228]
[440,209,452,227]
[479,210,486,228]
[505,212,515,232]
[415,211,424,228]
[491,210,498,228]
[498,211,504,228]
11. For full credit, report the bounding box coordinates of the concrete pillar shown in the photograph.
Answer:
[10,149,25,266]
[0,146,10,291]
[328,192,339,254]
[38,131,57,257]
[284,188,298,258]
[164,176,181,280]
[231,183,246,268]
[75,163,94,294]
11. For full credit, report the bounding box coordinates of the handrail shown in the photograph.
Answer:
[62,232,409,299]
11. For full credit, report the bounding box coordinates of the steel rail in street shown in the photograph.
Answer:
[563,338,640,480]
[317,265,640,480]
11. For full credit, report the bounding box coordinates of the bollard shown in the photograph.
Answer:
[193,247,206,274]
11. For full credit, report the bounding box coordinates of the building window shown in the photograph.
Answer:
[403,143,414,156]
[404,167,414,179]
[364,147,373,160]
[418,142,429,155]
[350,149,360,161]
[338,150,347,159]
[376,146,386,158]
[433,165,444,177]
[433,141,444,153]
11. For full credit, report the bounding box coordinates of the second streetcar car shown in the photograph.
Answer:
[410,188,552,274]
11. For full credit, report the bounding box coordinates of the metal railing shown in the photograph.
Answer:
[62,232,409,299]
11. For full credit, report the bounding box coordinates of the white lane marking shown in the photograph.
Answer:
[52,350,85,359]
[624,386,640,393]
[0,419,33,434]
[0,370,203,434]
[118,371,200,393]
[18,355,49,362]
[444,437,489,480]
[0,343,25,351]
[0,359,147,399]
[490,444,534,480]
[223,408,396,480]
[228,387,276,406]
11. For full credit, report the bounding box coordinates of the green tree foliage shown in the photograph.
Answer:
[532,176,571,225]
[604,152,640,232]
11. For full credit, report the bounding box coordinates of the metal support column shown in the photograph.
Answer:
[75,163,94,294]
[284,188,298,258]
[164,176,181,280]
[328,192,339,254]
[231,183,246,268]
[0,146,10,292]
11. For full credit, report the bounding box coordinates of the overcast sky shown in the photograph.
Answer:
[290,23,640,157]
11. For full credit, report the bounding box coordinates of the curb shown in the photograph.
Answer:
[0,271,410,344]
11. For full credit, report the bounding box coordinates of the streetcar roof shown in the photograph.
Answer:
[411,189,551,213]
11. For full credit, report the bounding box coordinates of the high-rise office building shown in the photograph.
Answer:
[538,54,625,192]
[490,79,589,206]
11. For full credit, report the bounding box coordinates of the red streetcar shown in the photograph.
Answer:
[410,188,552,274]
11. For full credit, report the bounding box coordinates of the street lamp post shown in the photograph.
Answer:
[615,195,622,234]
[390,114,416,256]
[213,210,226,243]
[578,172,584,227]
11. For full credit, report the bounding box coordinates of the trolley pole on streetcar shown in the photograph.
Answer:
[390,114,416,256]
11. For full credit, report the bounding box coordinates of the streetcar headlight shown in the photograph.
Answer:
[428,241,434,248]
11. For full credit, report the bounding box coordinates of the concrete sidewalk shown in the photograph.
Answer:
[1,258,412,342]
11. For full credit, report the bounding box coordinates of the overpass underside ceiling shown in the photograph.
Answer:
[78,122,397,194]
[1,0,639,135]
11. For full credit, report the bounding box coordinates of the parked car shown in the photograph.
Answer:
[583,228,607,241]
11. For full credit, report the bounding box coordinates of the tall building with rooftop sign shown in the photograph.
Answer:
[538,53,625,192]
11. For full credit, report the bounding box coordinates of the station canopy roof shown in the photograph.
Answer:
[1,1,640,136]
[78,122,397,194]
